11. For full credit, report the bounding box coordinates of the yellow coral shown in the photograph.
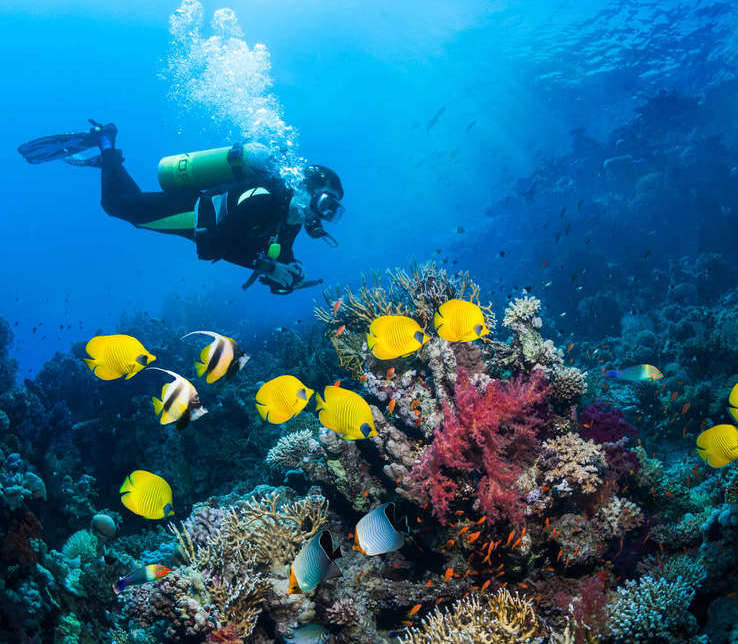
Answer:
[400,590,542,644]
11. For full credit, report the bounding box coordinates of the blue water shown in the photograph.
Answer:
[3,2,738,642]
[4,0,733,377]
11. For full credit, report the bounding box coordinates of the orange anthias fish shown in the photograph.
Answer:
[407,604,421,617]
[670,391,678,402]
[333,298,343,315]
[681,402,691,415]
[444,567,454,581]
[336,325,346,337]
[388,398,397,414]
[386,367,396,379]
[410,399,420,410]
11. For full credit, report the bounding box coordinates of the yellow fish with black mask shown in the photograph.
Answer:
[366,315,428,360]
[256,375,313,424]
[433,299,491,342]
[83,334,156,380]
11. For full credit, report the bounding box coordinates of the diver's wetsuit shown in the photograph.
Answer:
[99,149,301,269]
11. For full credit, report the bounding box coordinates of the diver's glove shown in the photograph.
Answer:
[242,258,310,294]
[269,261,305,289]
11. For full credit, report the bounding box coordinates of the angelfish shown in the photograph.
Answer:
[288,530,342,594]
[112,564,171,594]
[605,364,663,382]
[182,331,250,384]
[149,368,207,429]
[353,502,405,556]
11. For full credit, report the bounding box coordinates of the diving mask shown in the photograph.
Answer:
[312,191,344,221]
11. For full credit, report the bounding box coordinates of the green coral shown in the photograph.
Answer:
[55,612,82,643]
[61,530,99,564]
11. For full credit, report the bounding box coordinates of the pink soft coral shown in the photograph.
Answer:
[413,368,550,526]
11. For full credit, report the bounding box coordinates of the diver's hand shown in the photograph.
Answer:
[269,261,304,289]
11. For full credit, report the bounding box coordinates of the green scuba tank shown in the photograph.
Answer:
[157,144,249,192]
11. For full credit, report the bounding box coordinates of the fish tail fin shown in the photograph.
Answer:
[325,560,342,579]
[315,393,325,412]
[194,361,207,378]
[82,357,96,372]
[237,354,250,370]
[366,333,376,351]
[287,567,302,594]
[112,579,125,594]
[433,311,443,330]
[152,397,163,417]
[190,407,207,422]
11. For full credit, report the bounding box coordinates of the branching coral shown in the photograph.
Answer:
[549,365,588,403]
[607,576,697,642]
[413,368,549,526]
[399,590,543,643]
[266,430,323,472]
[539,432,606,496]
[315,263,494,375]
[596,496,644,538]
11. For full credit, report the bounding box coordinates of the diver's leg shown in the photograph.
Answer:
[99,149,196,240]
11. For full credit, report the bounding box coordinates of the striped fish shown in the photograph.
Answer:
[182,331,250,384]
[288,530,342,594]
[354,502,405,556]
[729,383,738,424]
[316,385,377,440]
[119,470,174,520]
[366,315,428,360]
[255,375,313,424]
[149,368,207,430]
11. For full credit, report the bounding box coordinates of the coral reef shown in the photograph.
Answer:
[399,590,543,643]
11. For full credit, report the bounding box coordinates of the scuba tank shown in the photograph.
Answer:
[157,144,250,192]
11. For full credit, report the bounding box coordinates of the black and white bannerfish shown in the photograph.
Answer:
[288,530,342,594]
[148,367,207,430]
[182,331,250,384]
[353,502,405,556]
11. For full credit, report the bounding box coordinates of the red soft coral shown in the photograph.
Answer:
[413,368,549,526]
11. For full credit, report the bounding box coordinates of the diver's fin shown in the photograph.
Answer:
[18,130,100,164]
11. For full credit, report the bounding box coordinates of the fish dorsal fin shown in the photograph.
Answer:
[181,330,221,342]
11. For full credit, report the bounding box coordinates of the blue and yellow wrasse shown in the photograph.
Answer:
[605,364,663,382]
[113,564,170,594]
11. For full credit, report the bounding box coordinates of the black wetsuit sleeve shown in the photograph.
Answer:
[100,149,197,237]
[277,223,301,263]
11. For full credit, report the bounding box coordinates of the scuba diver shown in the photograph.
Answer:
[18,119,344,294]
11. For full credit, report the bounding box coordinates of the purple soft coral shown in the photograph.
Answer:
[579,402,638,444]
[413,368,550,526]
